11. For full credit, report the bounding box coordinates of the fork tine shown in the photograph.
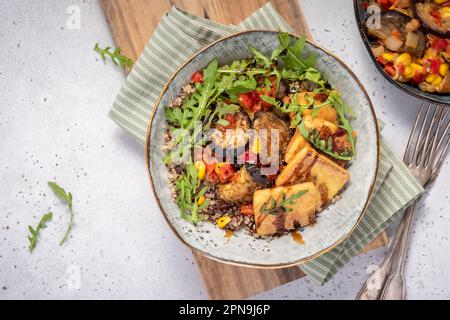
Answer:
[431,126,449,177]
[421,106,443,166]
[434,108,450,152]
[411,104,431,165]
[422,107,447,158]
[404,103,426,164]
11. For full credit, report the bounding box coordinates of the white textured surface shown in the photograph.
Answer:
[0,0,448,300]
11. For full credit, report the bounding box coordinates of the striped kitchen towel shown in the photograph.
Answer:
[108,3,424,285]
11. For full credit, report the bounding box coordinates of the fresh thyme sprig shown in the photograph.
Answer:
[48,182,74,246]
[260,190,309,215]
[94,43,134,69]
[28,212,53,253]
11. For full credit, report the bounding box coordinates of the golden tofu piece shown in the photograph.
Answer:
[253,182,320,236]
[284,130,308,164]
[276,146,317,186]
[276,146,349,206]
[303,115,339,134]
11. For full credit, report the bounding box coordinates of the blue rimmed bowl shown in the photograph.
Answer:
[146,30,380,268]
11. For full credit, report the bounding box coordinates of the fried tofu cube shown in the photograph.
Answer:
[276,145,317,186]
[284,130,308,164]
[276,146,349,206]
[253,182,321,236]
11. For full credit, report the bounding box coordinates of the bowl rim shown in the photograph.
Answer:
[145,29,380,268]
[353,0,450,106]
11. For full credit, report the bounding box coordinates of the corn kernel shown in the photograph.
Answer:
[251,136,261,154]
[441,7,450,19]
[382,53,395,62]
[403,66,415,79]
[435,0,448,4]
[396,53,412,67]
[217,216,231,229]
[426,73,439,84]
[439,63,449,77]
[411,63,423,72]
[424,48,437,60]
[194,160,206,180]
[197,196,205,206]
[432,75,443,86]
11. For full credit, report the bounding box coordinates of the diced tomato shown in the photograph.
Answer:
[376,55,389,66]
[411,72,425,84]
[240,204,254,216]
[379,0,391,10]
[384,64,397,77]
[430,10,442,26]
[432,37,449,51]
[238,92,254,110]
[204,161,219,183]
[218,164,235,183]
[191,71,204,83]
[428,59,442,75]
[222,114,236,129]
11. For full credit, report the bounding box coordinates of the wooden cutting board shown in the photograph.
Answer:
[100,0,389,300]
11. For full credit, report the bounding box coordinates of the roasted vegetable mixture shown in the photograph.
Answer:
[164,32,356,238]
[365,0,450,93]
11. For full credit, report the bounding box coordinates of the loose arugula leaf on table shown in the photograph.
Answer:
[176,164,210,224]
[94,43,134,69]
[48,181,74,246]
[28,212,53,253]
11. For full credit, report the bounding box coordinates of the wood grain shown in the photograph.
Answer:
[100,0,389,300]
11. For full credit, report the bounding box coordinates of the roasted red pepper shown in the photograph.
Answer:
[218,164,235,183]
[240,204,254,216]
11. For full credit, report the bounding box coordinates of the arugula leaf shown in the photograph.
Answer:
[94,43,133,69]
[260,95,278,107]
[28,212,53,253]
[175,164,209,224]
[328,91,356,156]
[249,46,271,68]
[278,32,316,71]
[297,121,352,161]
[226,75,257,95]
[48,181,74,246]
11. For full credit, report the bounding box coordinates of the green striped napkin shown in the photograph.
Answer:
[109,3,424,285]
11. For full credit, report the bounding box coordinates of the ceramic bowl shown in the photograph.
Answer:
[146,30,379,267]
[354,0,450,105]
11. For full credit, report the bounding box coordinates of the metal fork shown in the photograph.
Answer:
[356,103,449,300]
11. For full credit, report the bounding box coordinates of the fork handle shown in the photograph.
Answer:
[356,211,406,300]
[380,202,417,300]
